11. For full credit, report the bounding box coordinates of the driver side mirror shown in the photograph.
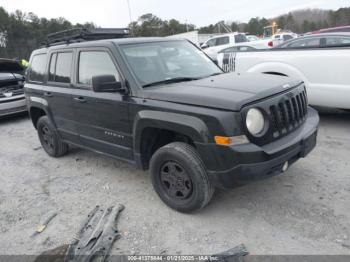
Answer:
[92,75,123,93]
[201,43,209,49]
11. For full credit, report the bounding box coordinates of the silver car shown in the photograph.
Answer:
[0,59,27,117]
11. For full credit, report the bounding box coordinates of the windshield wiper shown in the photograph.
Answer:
[142,77,199,88]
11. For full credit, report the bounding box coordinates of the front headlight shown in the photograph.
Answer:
[246,108,265,135]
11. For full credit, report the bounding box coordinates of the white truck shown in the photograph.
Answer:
[201,33,249,60]
[217,33,350,110]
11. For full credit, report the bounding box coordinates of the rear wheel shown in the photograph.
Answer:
[150,142,214,213]
[37,116,68,157]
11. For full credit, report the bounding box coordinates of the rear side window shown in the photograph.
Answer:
[78,51,120,86]
[29,54,47,82]
[222,47,238,53]
[287,38,321,48]
[283,35,293,41]
[48,52,72,83]
[238,46,255,51]
[325,36,350,47]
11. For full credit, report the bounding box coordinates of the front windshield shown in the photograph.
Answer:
[120,40,222,87]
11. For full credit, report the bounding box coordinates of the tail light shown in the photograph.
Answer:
[268,41,273,47]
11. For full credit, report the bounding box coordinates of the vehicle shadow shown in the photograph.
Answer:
[0,112,29,124]
[314,106,350,121]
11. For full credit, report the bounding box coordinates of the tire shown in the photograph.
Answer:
[37,116,68,157]
[150,142,214,213]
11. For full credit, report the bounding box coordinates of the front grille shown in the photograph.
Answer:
[269,89,308,138]
[243,84,308,146]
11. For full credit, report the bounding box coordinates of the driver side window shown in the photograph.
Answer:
[78,51,120,86]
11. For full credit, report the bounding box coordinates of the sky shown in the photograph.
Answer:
[0,0,349,27]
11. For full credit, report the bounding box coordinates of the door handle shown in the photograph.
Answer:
[44,92,53,97]
[74,97,87,103]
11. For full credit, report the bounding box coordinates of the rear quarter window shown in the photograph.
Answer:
[28,54,47,83]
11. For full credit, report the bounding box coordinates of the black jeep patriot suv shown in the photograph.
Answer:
[25,28,319,212]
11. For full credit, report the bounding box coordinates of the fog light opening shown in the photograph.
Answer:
[282,161,289,172]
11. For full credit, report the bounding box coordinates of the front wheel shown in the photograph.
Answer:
[150,142,214,213]
[37,116,68,157]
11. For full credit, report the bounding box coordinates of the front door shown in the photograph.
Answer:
[71,48,133,161]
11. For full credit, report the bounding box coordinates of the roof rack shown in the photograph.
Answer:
[43,28,130,47]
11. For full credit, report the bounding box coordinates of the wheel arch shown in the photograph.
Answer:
[29,106,48,129]
[133,110,210,169]
[246,62,308,84]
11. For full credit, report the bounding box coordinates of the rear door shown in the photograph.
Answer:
[71,47,133,160]
[44,50,79,143]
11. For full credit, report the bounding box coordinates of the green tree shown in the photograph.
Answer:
[245,17,268,35]
[0,7,95,59]
[301,20,311,33]
[286,13,297,31]
[230,22,238,32]
[277,16,286,29]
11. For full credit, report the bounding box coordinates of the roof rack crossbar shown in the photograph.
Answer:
[43,28,130,47]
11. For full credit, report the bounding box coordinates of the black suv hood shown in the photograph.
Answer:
[0,59,24,73]
[0,72,24,82]
[142,73,302,111]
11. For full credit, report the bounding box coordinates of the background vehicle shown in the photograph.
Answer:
[312,25,350,34]
[218,33,350,110]
[269,32,298,47]
[25,28,318,213]
[217,39,271,58]
[246,35,260,42]
[0,59,26,117]
[274,33,350,49]
[200,33,248,60]
[263,23,278,38]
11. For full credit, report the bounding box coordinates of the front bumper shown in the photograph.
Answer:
[0,95,27,117]
[198,107,319,188]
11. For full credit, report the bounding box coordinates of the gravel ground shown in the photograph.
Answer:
[0,108,349,256]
